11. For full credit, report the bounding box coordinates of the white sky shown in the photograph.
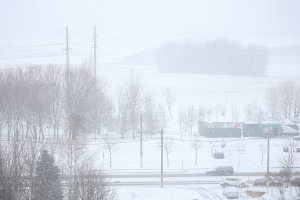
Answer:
[1,0,300,44]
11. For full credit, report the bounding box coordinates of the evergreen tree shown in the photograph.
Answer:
[33,150,63,200]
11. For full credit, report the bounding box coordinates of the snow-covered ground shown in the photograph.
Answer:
[2,38,300,200]
[93,132,299,200]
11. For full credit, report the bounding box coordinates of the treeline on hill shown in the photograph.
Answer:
[155,38,269,76]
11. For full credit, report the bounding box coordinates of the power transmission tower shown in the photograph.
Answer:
[92,26,98,139]
[64,26,71,73]
[93,26,97,77]
[64,26,71,139]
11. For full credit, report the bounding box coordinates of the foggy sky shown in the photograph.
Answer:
[1,0,299,42]
[0,0,299,66]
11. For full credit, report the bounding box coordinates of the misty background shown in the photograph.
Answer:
[0,0,299,76]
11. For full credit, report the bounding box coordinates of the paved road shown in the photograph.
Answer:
[107,172,266,186]
[106,172,267,178]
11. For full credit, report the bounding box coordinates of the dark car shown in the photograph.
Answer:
[253,177,278,186]
[294,135,300,141]
[278,194,295,200]
[206,165,234,176]
[291,177,300,186]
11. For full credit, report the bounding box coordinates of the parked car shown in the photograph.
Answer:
[220,177,248,188]
[258,196,276,200]
[222,186,239,199]
[278,194,295,200]
[211,144,225,159]
[206,165,234,176]
[291,177,300,186]
[237,146,246,153]
[282,126,300,136]
[293,135,300,141]
[253,177,278,186]
[292,116,300,124]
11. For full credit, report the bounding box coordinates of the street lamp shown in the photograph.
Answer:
[265,123,272,192]
[155,114,164,188]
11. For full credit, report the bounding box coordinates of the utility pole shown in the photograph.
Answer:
[140,114,143,168]
[161,128,164,188]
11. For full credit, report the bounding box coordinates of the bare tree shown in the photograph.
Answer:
[220,104,227,116]
[244,101,262,121]
[75,165,117,200]
[257,106,266,121]
[266,86,279,119]
[162,86,176,118]
[215,103,221,122]
[277,81,296,119]
[143,91,160,138]
[231,104,240,122]
[259,143,267,165]
[178,106,186,139]
[293,85,300,118]
[119,70,145,138]
[198,103,206,122]
[207,107,213,123]
[269,137,299,194]
[159,136,176,166]
[284,137,299,166]
[157,104,167,130]
[103,132,118,167]
[190,135,202,165]
[244,102,253,121]
[187,105,197,134]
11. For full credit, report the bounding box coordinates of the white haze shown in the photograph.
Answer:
[0,0,300,66]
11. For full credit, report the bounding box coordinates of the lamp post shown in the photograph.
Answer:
[140,114,143,168]
[160,128,163,188]
[265,123,271,193]
[155,114,164,188]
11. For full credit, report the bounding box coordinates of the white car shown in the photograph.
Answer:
[294,135,300,141]
[220,177,248,188]
[278,194,296,200]
[258,196,276,200]
[282,126,300,136]
[222,187,239,199]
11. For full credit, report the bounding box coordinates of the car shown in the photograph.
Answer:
[253,177,278,186]
[282,126,300,136]
[237,146,246,153]
[211,144,225,159]
[258,196,276,200]
[278,194,295,200]
[206,165,234,176]
[291,177,300,186]
[293,135,300,141]
[220,177,248,188]
[222,186,239,199]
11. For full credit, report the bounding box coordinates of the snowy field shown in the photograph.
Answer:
[94,133,299,200]
[1,37,300,200]
[91,62,300,200]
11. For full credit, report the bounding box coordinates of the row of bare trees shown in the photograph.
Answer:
[0,65,112,142]
[0,66,176,142]
[266,81,300,120]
